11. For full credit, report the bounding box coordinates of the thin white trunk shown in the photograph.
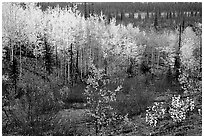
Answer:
[80,48,83,80]
[64,44,66,85]
[84,48,86,77]
[68,57,70,83]
[11,42,14,62]
[19,42,22,79]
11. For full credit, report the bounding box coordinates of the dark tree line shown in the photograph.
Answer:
[36,2,201,29]
[37,2,201,17]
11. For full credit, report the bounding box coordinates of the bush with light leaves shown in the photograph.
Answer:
[83,59,124,135]
[169,95,195,122]
[146,102,166,127]
[146,95,195,127]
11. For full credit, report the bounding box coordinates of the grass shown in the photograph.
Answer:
[51,109,93,136]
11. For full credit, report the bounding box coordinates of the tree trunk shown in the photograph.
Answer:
[174,23,183,83]
[84,2,87,20]
[157,50,160,69]
[63,43,66,85]
[95,117,98,135]
[70,43,73,86]
[84,48,87,77]
[75,48,79,83]
[151,48,154,68]
[104,59,108,75]
[19,42,22,79]
[55,42,59,78]
[81,48,83,80]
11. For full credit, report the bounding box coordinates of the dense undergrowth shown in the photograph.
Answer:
[2,2,202,136]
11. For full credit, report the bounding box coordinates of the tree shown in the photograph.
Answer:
[70,43,74,86]
[43,32,54,75]
[84,61,124,135]
[127,57,134,77]
[154,11,158,30]
[174,21,184,83]
[84,2,87,19]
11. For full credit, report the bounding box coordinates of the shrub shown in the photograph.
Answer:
[146,102,167,127]
[65,83,87,104]
[146,95,195,127]
[83,61,125,135]
[116,76,155,116]
[2,70,65,135]
[169,95,195,122]
[116,94,146,117]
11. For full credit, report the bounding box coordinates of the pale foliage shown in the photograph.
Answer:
[146,95,195,127]
[179,26,202,94]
